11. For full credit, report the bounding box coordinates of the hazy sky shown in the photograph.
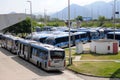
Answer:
[0,0,113,14]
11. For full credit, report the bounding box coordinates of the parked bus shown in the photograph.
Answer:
[1,34,8,48]
[45,33,71,48]
[97,28,105,39]
[72,32,88,44]
[78,29,99,41]
[104,28,114,38]
[0,33,3,46]
[17,39,66,71]
[107,31,120,44]
[32,35,49,43]
[45,31,88,48]
[1,35,20,53]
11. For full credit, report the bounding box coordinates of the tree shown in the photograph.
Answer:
[76,16,83,21]
[98,16,106,26]
[3,17,31,37]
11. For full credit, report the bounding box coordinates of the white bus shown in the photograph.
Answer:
[17,39,66,71]
[1,34,20,54]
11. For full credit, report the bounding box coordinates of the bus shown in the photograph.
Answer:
[107,31,120,45]
[0,33,3,46]
[26,31,53,43]
[104,28,114,38]
[1,34,8,48]
[17,39,66,71]
[45,32,72,48]
[45,31,88,48]
[17,39,36,59]
[72,32,88,44]
[1,35,20,53]
[78,29,99,41]
[91,27,105,39]
[97,28,105,39]
[32,31,55,43]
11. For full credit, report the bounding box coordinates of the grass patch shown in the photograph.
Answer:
[65,47,76,56]
[65,47,120,77]
[65,56,75,62]
[81,53,120,60]
[68,62,120,78]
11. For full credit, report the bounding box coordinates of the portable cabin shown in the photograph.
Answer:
[90,39,119,54]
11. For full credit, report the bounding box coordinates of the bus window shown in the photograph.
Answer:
[38,49,48,60]
[50,51,65,59]
[15,41,18,47]
[39,37,46,43]
[24,46,28,53]
[81,34,86,38]
[75,35,79,39]
[32,48,37,56]
[45,38,55,45]
[107,34,113,39]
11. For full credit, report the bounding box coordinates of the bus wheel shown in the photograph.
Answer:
[18,52,20,56]
[39,62,41,68]
[37,61,39,67]
[24,55,26,60]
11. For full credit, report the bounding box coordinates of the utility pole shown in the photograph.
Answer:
[44,9,47,26]
[113,0,116,40]
[27,1,32,39]
[68,0,72,65]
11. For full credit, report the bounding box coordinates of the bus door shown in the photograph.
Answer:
[17,43,21,55]
[23,45,29,60]
[28,45,32,60]
[36,50,48,68]
[20,44,24,57]
[30,48,39,64]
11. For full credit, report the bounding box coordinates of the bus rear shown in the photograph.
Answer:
[47,50,66,71]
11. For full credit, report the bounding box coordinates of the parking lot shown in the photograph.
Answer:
[0,47,84,80]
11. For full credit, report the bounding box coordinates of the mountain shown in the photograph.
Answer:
[85,1,113,19]
[51,4,89,20]
[51,1,120,20]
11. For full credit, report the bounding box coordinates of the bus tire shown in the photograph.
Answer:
[18,52,20,56]
[37,61,39,67]
[24,55,26,60]
[39,62,41,68]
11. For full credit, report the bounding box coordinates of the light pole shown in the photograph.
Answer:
[27,0,32,39]
[68,0,72,65]
[113,0,117,40]
[44,9,47,26]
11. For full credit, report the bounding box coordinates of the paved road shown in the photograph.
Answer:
[0,47,84,80]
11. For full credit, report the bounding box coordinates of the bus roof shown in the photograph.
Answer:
[108,31,120,35]
[18,39,36,45]
[72,32,87,35]
[2,35,20,40]
[30,42,64,51]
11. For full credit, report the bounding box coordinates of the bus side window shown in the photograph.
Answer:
[38,50,48,60]
[24,46,28,54]
[45,52,48,60]
[15,41,18,47]
[43,51,48,60]
[36,49,39,57]
[32,48,37,56]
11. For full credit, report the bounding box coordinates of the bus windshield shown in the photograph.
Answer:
[50,51,65,59]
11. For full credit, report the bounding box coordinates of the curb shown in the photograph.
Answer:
[66,68,119,79]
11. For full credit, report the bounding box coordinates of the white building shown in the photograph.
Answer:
[90,39,119,54]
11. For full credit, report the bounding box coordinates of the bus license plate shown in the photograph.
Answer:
[54,60,59,63]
